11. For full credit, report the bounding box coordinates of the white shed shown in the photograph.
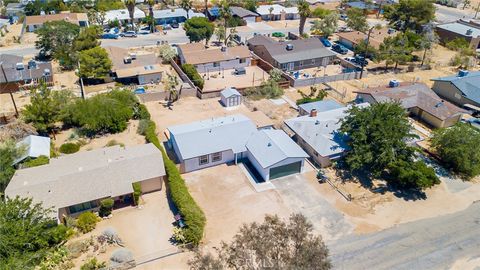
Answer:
[221,87,242,107]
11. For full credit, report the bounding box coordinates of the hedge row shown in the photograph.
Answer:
[181,64,204,90]
[132,182,142,205]
[142,119,206,245]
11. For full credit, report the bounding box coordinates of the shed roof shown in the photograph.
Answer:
[298,99,344,113]
[246,129,307,168]
[436,21,480,37]
[432,71,480,104]
[221,87,241,98]
[14,135,51,164]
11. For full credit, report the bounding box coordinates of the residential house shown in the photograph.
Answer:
[177,43,251,73]
[24,13,89,32]
[105,46,163,85]
[220,87,242,107]
[6,2,25,17]
[153,8,205,25]
[0,54,53,93]
[436,19,480,49]
[230,6,260,24]
[207,6,220,20]
[284,104,368,167]
[13,135,51,165]
[256,4,299,21]
[345,1,379,14]
[166,114,307,180]
[247,35,336,71]
[5,144,166,222]
[336,28,396,50]
[355,82,465,128]
[298,99,344,116]
[431,70,480,109]
[104,8,146,25]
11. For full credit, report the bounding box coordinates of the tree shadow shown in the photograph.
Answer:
[334,159,374,189]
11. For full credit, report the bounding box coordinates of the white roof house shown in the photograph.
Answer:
[153,8,205,21]
[256,4,298,16]
[14,135,50,165]
[5,144,165,220]
[104,8,146,23]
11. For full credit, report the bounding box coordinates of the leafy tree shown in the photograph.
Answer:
[378,32,416,70]
[78,46,112,79]
[388,159,439,189]
[418,23,438,66]
[0,197,69,269]
[384,0,435,32]
[218,0,232,45]
[74,26,101,52]
[354,39,377,59]
[298,0,311,36]
[339,102,417,177]
[244,0,257,12]
[87,9,107,26]
[183,17,214,43]
[145,0,156,32]
[346,7,368,32]
[0,140,23,193]
[189,213,331,270]
[24,0,67,16]
[431,123,480,179]
[462,0,471,9]
[95,0,125,11]
[158,44,177,63]
[312,7,332,18]
[215,26,226,43]
[311,13,338,37]
[35,21,80,70]
[445,37,470,50]
[180,0,193,19]
[164,73,179,103]
[81,258,107,270]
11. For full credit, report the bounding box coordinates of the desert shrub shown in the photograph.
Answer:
[50,142,59,158]
[80,258,106,270]
[110,248,134,264]
[38,247,74,270]
[66,240,91,258]
[388,159,440,189]
[137,119,151,136]
[181,64,204,89]
[245,80,284,100]
[22,155,49,168]
[59,143,80,154]
[76,212,98,233]
[134,104,150,120]
[99,198,114,217]
[100,227,123,245]
[132,182,142,205]
[105,140,125,148]
[296,86,328,105]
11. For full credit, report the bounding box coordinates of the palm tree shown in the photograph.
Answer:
[219,0,232,45]
[145,0,155,32]
[268,6,274,21]
[180,0,193,19]
[125,0,136,30]
[298,0,311,36]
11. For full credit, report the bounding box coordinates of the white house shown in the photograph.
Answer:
[220,87,242,107]
[104,8,146,24]
[256,4,299,21]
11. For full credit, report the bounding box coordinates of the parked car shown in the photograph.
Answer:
[354,56,369,66]
[320,37,332,47]
[272,32,285,38]
[344,56,356,62]
[171,20,179,28]
[332,44,348,54]
[138,30,150,35]
[101,33,119,39]
[120,31,137,37]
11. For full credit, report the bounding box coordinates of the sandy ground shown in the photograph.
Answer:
[0,23,24,47]
[201,66,269,92]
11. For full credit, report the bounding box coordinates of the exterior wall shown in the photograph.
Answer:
[356,93,377,104]
[292,134,336,167]
[155,16,186,25]
[182,149,235,173]
[432,81,480,107]
[416,108,444,128]
[194,58,251,73]
[138,72,162,85]
[244,16,257,23]
[249,45,277,67]
[281,55,335,71]
[139,176,163,193]
[435,27,479,49]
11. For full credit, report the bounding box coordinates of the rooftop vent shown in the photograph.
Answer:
[43,69,51,76]
[389,79,399,88]
[310,109,317,117]
[28,59,37,69]
[458,70,469,77]
[267,142,272,147]
[286,44,294,51]
[315,120,320,125]
[466,29,473,36]
[435,100,444,108]
[15,63,24,71]
[124,57,132,64]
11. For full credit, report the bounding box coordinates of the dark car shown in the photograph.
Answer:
[354,56,369,66]
[171,20,179,28]
[101,33,119,39]
[320,37,332,47]
[332,44,348,54]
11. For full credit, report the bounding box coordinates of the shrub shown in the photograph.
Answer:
[245,80,284,100]
[100,227,123,245]
[182,64,204,89]
[22,155,49,168]
[132,182,142,205]
[80,258,106,270]
[137,119,151,136]
[105,140,125,148]
[59,143,80,154]
[134,104,151,120]
[76,212,99,233]
[110,248,134,264]
[388,159,440,189]
[99,198,114,217]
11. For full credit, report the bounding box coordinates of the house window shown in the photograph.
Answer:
[199,155,209,165]
[213,62,220,67]
[69,201,98,214]
[212,152,222,162]
[239,58,246,64]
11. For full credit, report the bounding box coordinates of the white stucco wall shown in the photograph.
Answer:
[221,95,242,107]
[183,149,235,172]
[195,58,251,73]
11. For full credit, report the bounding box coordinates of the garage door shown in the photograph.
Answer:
[269,161,302,180]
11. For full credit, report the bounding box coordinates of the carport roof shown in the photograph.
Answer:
[246,129,308,168]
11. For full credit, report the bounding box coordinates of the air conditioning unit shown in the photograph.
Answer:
[16,63,25,70]
[43,68,51,77]
[286,44,293,51]
[28,59,37,69]
[124,57,132,64]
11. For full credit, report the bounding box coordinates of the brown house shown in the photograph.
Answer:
[0,54,53,93]
[336,28,396,50]
[24,12,89,33]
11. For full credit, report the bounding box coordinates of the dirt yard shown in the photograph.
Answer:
[200,66,269,92]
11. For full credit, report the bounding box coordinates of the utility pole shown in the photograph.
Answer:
[77,61,85,100]
[0,63,19,117]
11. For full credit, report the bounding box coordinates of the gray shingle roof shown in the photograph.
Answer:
[436,21,480,37]
[298,100,344,113]
[246,129,307,168]
[5,144,165,217]
[0,54,52,84]
[230,6,258,18]
[432,71,480,104]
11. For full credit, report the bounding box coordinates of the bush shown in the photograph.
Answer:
[80,258,106,270]
[105,139,125,148]
[59,143,80,154]
[245,80,284,100]
[141,119,206,245]
[388,159,440,189]
[137,119,151,136]
[134,104,151,120]
[132,182,142,205]
[182,64,204,90]
[76,212,98,233]
[99,198,114,217]
[110,248,134,264]
[22,155,49,168]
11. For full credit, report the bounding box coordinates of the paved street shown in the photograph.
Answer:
[435,4,476,23]
[330,201,480,270]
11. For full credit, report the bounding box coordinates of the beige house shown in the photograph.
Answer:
[5,144,166,222]
[24,13,89,32]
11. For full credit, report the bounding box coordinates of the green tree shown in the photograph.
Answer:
[383,0,435,32]
[339,102,417,176]
[0,140,23,193]
[189,214,331,270]
[431,123,480,179]
[388,159,439,189]
[96,0,125,11]
[311,12,338,37]
[183,17,214,43]
[312,7,332,18]
[81,258,107,270]
[125,0,136,28]
[164,73,180,103]
[378,33,415,71]
[298,0,311,36]
[74,26,101,52]
[0,197,69,269]
[354,39,377,59]
[346,7,368,32]
[78,46,112,79]
[180,0,193,19]
[158,44,177,63]
[244,0,257,12]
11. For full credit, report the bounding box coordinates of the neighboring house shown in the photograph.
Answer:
[207,6,220,20]
[24,13,89,32]
[345,1,379,14]
[230,6,260,24]
[298,99,344,116]
[105,46,163,85]
[13,135,50,165]
[284,104,368,167]
[5,144,166,222]
[355,82,465,128]
[336,28,395,50]
[166,114,307,180]
[256,4,299,21]
[153,8,205,25]
[431,70,480,108]
[104,8,146,25]
[221,87,242,107]
[0,54,53,93]
[436,19,480,50]
[6,2,25,17]
[177,43,251,73]
[247,35,336,71]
